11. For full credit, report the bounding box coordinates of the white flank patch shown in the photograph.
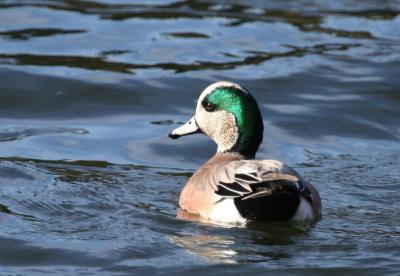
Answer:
[210,199,247,224]
[291,197,314,221]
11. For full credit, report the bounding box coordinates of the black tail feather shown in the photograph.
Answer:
[233,180,300,221]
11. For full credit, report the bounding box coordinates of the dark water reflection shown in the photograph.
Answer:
[0,0,400,275]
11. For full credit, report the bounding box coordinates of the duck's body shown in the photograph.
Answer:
[179,153,320,224]
[170,81,321,224]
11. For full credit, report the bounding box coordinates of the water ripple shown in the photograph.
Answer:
[0,127,88,142]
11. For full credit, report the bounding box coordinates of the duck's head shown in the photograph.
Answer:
[169,81,264,158]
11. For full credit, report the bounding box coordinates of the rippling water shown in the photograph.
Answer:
[0,0,399,274]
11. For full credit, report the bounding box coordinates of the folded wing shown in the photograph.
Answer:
[214,160,316,221]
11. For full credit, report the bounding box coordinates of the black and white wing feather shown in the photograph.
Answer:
[215,160,311,200]
[214,160,314,221]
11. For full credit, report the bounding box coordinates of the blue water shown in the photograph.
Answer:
[0,0,399,274]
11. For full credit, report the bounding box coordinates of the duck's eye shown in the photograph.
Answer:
[204,102,216,112]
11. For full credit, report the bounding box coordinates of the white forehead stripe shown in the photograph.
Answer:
[197,81,248,107]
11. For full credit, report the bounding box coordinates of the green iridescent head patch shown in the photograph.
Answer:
[202,86,263,157]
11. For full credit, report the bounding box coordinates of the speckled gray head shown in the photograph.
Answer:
[169,81,264,158]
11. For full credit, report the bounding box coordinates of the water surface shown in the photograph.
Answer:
[0,0,399,275]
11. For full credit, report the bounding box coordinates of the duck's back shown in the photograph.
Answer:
[179,155,321,223]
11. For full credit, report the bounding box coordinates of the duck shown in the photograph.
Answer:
[169,81,321,224]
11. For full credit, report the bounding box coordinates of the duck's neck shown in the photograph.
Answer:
[208,152,245,164]
[229,100,264,158]
[219,125,263,159]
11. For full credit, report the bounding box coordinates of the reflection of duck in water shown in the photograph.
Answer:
[170,230,238,264]
[169,82,321,225]
[173,210,311,264]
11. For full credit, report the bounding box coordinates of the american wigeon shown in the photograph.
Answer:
[169,81,321,224]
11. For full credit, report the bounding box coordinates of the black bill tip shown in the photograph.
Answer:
[168,132,180,139]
